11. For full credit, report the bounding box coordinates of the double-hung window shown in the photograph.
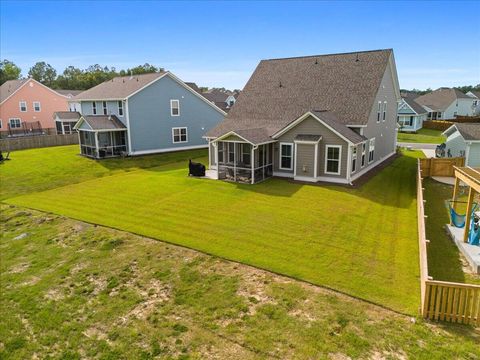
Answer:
[118,101,124,116]
[172,127,187,143]
[228,142,235,163]
[33,101,41,112]
[9,118,21,129]
[19,101,27,112]
[382,101,387,121]
[241,143,251,165]
[351,146,357,173]
[368,138,375,163]
[377,101,381,122]
[279,143,293,170]
[218,142,224,163]
[325,145,341,175]
[170,100,180,116]
[361,142,366,167]
[92,102,97,115]
[102,101,108,115]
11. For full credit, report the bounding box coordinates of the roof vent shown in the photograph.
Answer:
[279,81,283,88]
[355,53,359,62]
[315,58,318,64]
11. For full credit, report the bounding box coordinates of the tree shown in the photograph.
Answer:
[28,62,57,87]
[119,63,159,76]
[0,59,21,85]
[55,66,85,90]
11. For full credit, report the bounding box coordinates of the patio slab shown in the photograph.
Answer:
[446,224,480,274]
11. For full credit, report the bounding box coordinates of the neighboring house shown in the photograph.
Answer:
[415,87,475,120]
[53,111,81,134]
[205,49,401,185]
[397,95,428,132]
[441,123,480,166]
[0,78,70,134]
[56,90,83,112]
[466,91,480,115]
[202,89,237,112]
[71,72,226,159]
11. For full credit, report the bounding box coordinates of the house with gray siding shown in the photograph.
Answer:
[71,72,226,158]
[441,123,480,167]
[205,49,401,184]
[397,95,427,132]
[415,87,476,120]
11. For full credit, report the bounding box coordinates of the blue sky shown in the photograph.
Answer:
[1,1,479,90]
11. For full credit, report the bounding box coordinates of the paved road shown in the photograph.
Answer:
[397,142,438,150]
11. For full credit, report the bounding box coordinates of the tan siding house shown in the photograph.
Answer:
[205,49,401,185]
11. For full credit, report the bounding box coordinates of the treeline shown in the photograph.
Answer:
[401,84,480,95]
[0,59,163,90]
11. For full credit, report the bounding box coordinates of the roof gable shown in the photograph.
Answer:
[0,78,68,104]
[415,87,471,111]
[207,49,395,139]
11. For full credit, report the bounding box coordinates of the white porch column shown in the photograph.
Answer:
[94,131,99,159]
[251,145,255,184]
[234,142,237,182]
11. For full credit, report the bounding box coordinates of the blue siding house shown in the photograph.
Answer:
[72,72,226,158]
[397,95,427,132]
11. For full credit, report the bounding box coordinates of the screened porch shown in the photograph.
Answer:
[214,141,274,184]
[79,130,127,159]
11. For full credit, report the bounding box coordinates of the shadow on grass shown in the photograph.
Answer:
[423,178,470,283]
[93,148,209,172]
[236,152,419,208]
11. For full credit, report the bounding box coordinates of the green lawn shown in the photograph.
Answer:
[0,145,207,200]
[397,128,446,144]
[4,146,421,314]
[2,206,479,359]
[423,178,480,285]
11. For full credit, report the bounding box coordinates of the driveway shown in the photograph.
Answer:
[397,142,438,150]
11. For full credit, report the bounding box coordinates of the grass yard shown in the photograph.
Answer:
[423,178,480,285]
[4,146,422,314]
[2,206,479,359]
[397,128,446,144]
[0,145,207,200]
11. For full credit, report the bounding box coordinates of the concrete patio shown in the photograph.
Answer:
[446,224,480,274]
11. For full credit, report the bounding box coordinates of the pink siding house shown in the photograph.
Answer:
[0,78,70,134]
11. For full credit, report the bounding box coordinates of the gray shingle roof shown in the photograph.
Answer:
[402,95,427,114]
[81,115,126,130]
[455,123,480,141]
[0,79,28,103]
[54,111,81,120]
[73,72,166,100]
[415,87,471,111]
[207,49,393,141]
[233,128,273,144]
[56,89,83,97]
[310,111,367,144]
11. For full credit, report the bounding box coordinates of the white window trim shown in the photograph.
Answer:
[382,101,387,122]
[172,127,188,143]
[33,101,41,112]
[170,99,180,116]
[376,101,381,123]
[324,145,342,175]
[102,101,108,115]
[9,118,22,128]
[19,101,27,112]
[368,138,375,164]
[361,142,366,168]
[92,102,97,115]
[351,146,357,174]
[279,142,294,170]
[117,101,124,116]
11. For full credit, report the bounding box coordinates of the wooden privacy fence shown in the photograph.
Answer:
[417,161,480,325]
[422,120,455,131]
[419,157,464,177]
[0,133,78,151]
